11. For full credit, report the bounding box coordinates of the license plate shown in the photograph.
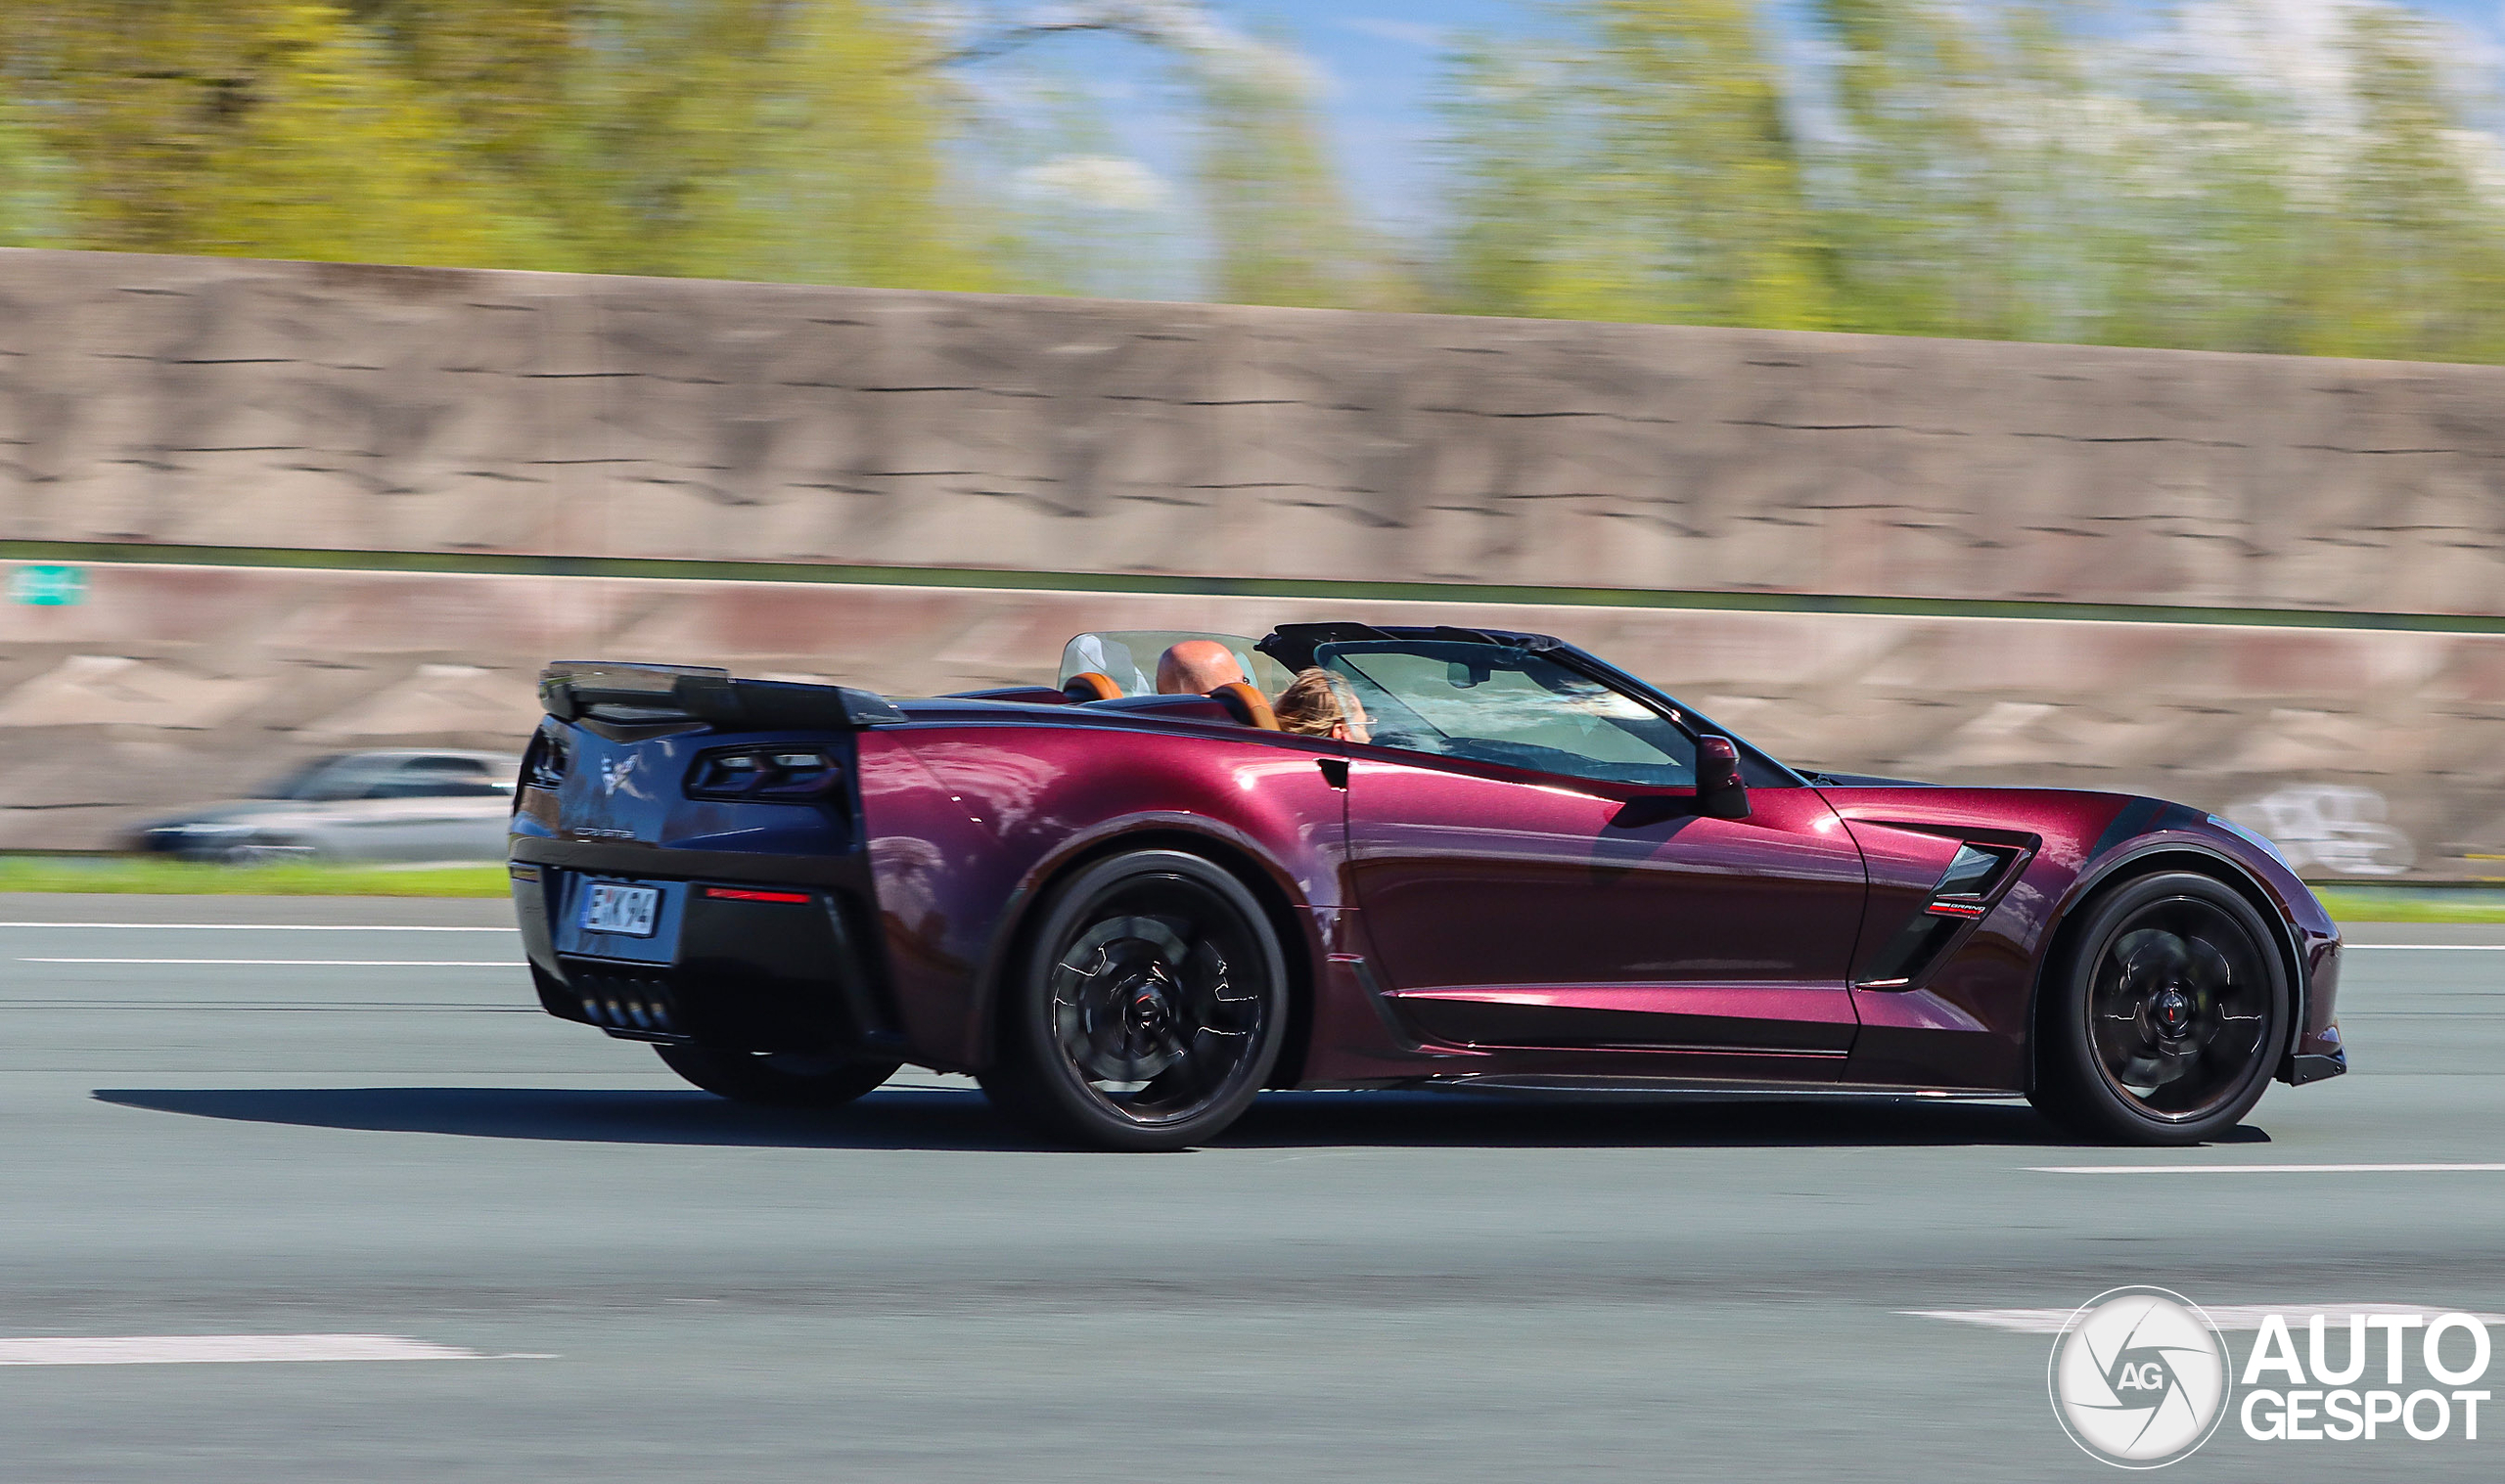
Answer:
[580,882,660,937]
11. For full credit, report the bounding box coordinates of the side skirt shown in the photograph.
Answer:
[1397,1074,2021,1101]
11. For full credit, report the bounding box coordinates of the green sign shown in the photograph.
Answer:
[10,564,87,607]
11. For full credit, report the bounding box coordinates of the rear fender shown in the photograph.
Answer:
[868,727,1346,1074]
[967,814,1328,1082]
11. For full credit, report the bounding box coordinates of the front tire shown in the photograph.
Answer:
[2029,872,2288,1145]
[655,1045,900,1108]
[979,849,1289,1151]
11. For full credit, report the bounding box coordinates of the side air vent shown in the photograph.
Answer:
[1920,843,2012,921]
[1936,843,2002,895]
[1861,843,2021,987]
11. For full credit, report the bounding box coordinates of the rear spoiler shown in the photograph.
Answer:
[538,661,907,730]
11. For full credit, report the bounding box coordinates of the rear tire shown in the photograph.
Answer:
[979,849,1289,1151]
[655,1045,900,1108]
[2028,872,2288,1146]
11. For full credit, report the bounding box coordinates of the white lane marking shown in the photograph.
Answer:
[1907,1305,2505,1335]
[0,1000,531,1012]
[21,958,523,967]
[2032,1162,2505,1174]
[0,1334,545,1366]
[0,922,514,931]
[2346,944,2505,951]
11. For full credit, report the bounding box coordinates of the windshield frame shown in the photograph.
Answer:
[1262,622,1807,790]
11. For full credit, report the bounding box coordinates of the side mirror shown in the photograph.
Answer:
[1698,736,1751,821]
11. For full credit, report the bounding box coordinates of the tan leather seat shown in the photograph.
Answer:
[1063,671,1123,702]
[1208,682,1281,730]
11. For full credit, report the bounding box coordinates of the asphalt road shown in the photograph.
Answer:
[5,890,2504,1481]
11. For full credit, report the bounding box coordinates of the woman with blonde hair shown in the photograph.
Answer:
[1272,668,1371,742]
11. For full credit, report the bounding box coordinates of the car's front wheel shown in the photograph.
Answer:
[979,849,1289,1151]
[654,1045,900,1107]
[2029,871,2288,1145]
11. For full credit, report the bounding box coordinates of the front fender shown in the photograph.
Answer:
[2031,813,2341,1092]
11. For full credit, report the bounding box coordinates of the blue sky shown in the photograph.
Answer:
[1242,1,1526,225]
[963,0,2505,240]
[954,1,1526,230]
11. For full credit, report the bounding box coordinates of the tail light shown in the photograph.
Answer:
[687,745,844,802]
[522,727,569,791]
[702,886,814,904]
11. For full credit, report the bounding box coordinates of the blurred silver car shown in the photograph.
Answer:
[130,750,522,863]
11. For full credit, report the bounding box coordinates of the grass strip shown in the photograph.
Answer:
[0,858,508,898]
[2315,889,2505,925]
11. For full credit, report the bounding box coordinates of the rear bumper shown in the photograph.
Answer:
[511,846,899,1058]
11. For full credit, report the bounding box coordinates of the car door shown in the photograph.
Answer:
[1327,640,1869,1064]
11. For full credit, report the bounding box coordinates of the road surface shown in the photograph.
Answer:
[5,892,2502,1480]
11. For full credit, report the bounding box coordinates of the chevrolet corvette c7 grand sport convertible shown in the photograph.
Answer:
[508,622,2345,1151]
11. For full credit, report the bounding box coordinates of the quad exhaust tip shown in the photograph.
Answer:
[578,985,677,1033]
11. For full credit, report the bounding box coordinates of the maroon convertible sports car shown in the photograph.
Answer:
[508,622,2345,1151]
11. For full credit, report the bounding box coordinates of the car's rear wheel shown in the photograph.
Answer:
[654,1045,900,1107]
[2029,871,2288,1145]
[979,849,1288,1151]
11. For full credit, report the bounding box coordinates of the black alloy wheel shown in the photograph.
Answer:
[979,849,1288,1151]
[654,1044,901,1107]
[2029,871,2288,1145]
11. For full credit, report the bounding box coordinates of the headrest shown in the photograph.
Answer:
[1208,682,1281,731]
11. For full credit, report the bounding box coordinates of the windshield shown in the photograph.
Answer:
[1317,640,1697,787]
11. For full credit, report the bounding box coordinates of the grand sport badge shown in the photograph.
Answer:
[2050,1287,2232,1467]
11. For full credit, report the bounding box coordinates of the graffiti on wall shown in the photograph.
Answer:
[2227,785,2415,877]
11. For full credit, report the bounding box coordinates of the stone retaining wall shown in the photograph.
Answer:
[3,248,2500,876]
[1,562,2494,877]
[4,248,2502,616]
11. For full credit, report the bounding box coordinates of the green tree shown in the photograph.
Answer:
[0,0,979,286]
[1437,46,1578,317]
[336,0,576,180]
[2293,8,2505,361]
[1810,1,2335,351]
[1811,0,2021,337]
[1439,0,2505,364]
[0,101,63,247]
[0,3,550,264]
[1192,47,1401,308]
[1438,1,1830,328]
[676,0,984,290]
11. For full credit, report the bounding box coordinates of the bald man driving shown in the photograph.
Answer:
[1155,639,1249,695]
